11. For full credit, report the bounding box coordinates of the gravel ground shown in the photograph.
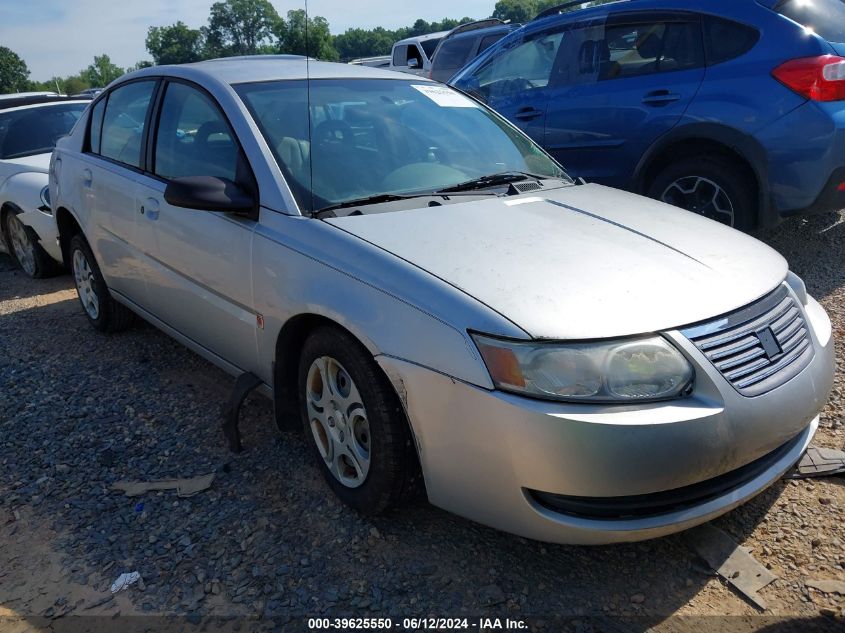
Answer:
[0,213,844,632]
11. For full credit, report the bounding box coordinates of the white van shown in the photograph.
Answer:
[389,31,448,76]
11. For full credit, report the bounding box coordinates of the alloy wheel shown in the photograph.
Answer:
[305,355,371,488]
[660,176,735,227]
[7,215,36,276]
[72,248,100,320]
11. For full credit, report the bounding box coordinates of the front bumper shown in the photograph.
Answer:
[377,294,834,545]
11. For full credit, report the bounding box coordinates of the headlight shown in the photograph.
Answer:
[472,334,694,403]
[39,185,52,214]
[785,271,808,305]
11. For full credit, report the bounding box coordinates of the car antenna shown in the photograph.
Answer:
[305,0,316,217]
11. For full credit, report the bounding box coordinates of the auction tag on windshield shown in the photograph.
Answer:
[411,84,478,108]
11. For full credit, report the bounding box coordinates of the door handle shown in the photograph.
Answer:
[140,197,160,220]
[514,107,544,121]
[642,90,682,106]
[82,168,93,188]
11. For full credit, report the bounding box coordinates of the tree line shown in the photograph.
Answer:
[2,0,576,94]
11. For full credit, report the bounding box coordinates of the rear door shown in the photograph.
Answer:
[543,12,706,187]
[133,80,259,372]
[81,80,159,301]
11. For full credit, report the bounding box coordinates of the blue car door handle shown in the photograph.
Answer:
[515,107,544,121]
[140,197,160,220]
[642,90,682,106]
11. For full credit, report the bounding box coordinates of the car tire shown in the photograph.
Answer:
[69,233,134,332]
[647,156,756,231]
[3,209,60,279]
[297,325,421,515]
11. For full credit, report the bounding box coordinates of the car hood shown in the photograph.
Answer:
[326,184,787,340]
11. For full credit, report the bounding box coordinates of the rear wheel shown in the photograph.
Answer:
[647,156,756,231]
[69,233,134,332]
[297,326,420,514]
[3,211,59,278]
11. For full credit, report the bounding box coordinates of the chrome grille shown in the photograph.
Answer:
[682,285,814,397]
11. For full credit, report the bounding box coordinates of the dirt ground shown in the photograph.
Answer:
[1,212,844,633]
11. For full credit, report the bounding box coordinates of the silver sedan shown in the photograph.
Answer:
[50,58,834,544]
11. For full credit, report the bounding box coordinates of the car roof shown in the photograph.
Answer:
[0,95,90,112]
[394,31,449,46]
[120,57,435,87]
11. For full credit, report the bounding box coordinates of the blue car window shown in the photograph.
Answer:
[599,20,704,80]
[474,30,565,98]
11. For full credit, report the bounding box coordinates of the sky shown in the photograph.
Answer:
[1,0,496,81]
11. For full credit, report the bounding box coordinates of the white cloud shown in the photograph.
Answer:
[0,0,496,81]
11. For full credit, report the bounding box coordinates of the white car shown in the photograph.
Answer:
[0,95,89,277]
[389,31,448,76]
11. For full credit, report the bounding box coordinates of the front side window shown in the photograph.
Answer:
[0,103,87,159]
[154,82,239,182]
[100,81,157,168]
[474,29,565,98]
[236,79,567,214]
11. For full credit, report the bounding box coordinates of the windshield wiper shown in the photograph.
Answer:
[313,193,425,218]
[436,171,546,194]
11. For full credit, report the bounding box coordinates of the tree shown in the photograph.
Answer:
[334,27,395,59]
[277,9,338,61]
[0,47,30,93]
[492,0,541,23]
[203,0,280,58]
[146,22,204,65]
[83,54,125,88]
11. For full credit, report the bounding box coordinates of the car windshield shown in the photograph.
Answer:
[776,0,845,43]
[235,78,568,213]
[0,103,87,159]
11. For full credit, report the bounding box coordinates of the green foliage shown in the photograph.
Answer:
[83,54,125,88]
[0,46,31,93]
[146,21,204,65]
[333,17,474,61]
[277,10,339,61]
[203,0,281,57]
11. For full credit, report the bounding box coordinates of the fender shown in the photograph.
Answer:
[0,170,48,217]
[634,123,774,226]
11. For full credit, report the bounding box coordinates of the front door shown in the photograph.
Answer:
[133,80,259,373]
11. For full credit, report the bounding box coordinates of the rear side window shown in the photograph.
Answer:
[0,103,86,159]
[154,82,239,182]
[421,38,442,60]
[434,37,477,72]
[100,81,156,168]
[88,99,105,153]
[704,17,760,65]
[600,20,704,80]
[776,0,845,44]
[478,32,507,54]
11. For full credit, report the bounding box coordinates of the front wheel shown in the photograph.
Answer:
[297,326,420,514]
[647,156,756,231]
[3,211,59,278]
[69,233,134,332]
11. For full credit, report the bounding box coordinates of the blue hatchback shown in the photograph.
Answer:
[451,0,845,229]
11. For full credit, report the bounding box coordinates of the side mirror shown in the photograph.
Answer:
[407,58,420,70]
[164,176,255,214]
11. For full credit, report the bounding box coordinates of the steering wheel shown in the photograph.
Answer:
[313,120,356,149]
